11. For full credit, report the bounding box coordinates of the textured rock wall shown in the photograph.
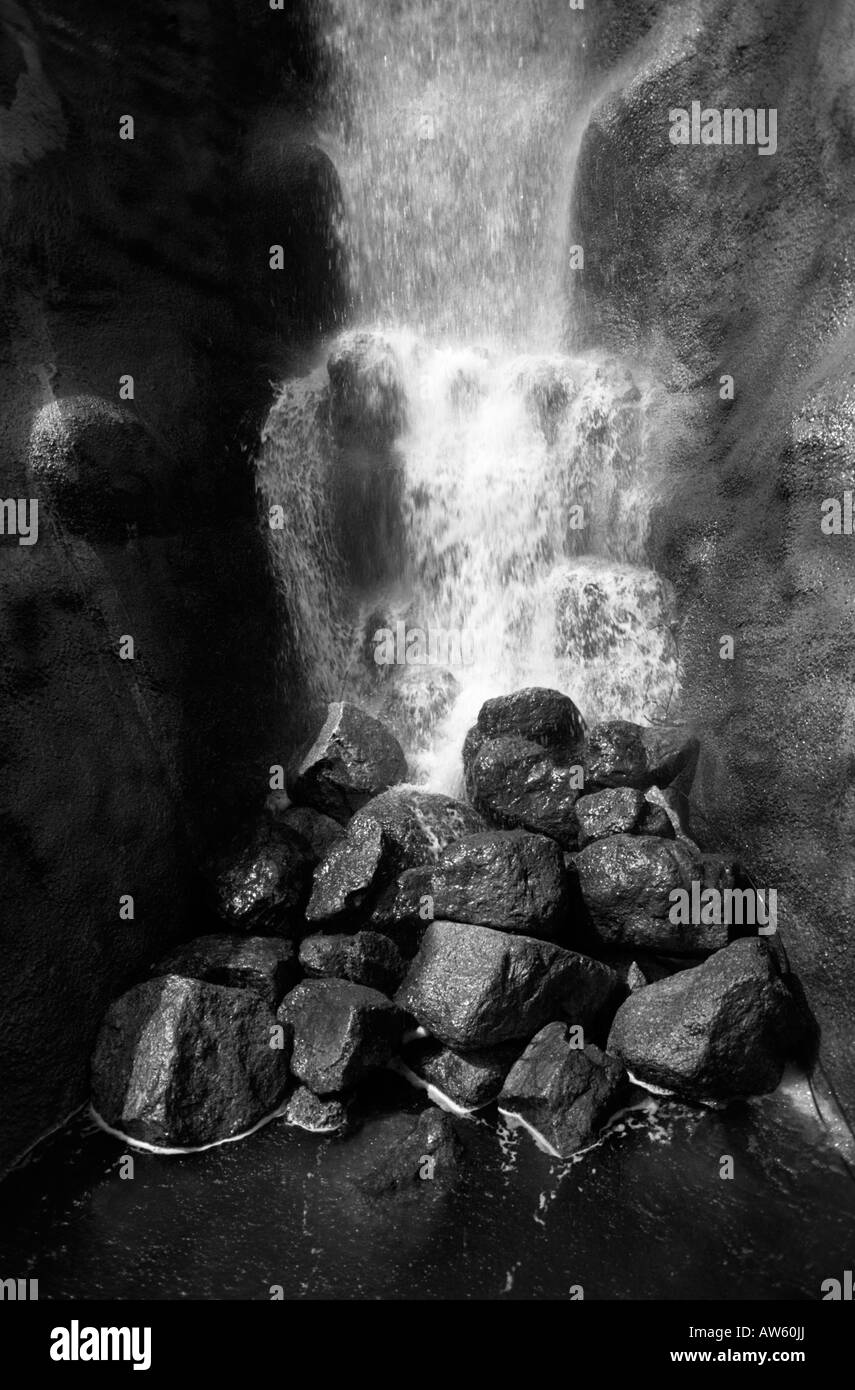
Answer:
[574,0,855,1126]
[0,0,344,1173]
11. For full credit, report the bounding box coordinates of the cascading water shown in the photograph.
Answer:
[258,0,680,790]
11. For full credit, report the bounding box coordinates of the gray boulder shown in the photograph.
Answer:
[395,921,623,1049]
[213,819,313,937]
[467,735,584,848]
[283,1086,351,1134]
[422,829,572,939]
[278,979,404,1094]
[475,687,586,750]
[289,701,407,824]
[91,976,290,1148]
[269,803,345,864]
[499,1027,628,1158]
[298,930,405,995]
[583,720,699,791]
[152,934,298,1009]
[403,1039,520,1111]
[607,938,801,1100]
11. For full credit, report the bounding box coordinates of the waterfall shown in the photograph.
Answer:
[257,0,679,793]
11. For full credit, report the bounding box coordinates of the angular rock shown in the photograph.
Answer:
[213,819,313,936]
[468,736,584,849]
[404,1039,520,1111]
[91,976,290,1149]
[422,829,572,939]
[583,720,699,792]
[269,803,345,864]
[499,1028,628,1158]
[367,865,436,957]
[327,330,407,446]
[608,938,802,1100]
[348,1108,462,1200]
[575,787,646,847]
[575,834,726,955]
[289,701,407,824]
[278,979,404,1094]
[306,788,484,924]
[475,687,586,750]
[153,934,299,1009]
[298,930,405,995]
[395,921,623,1049]
[626,961,649,992]
[283,1085,351,1134]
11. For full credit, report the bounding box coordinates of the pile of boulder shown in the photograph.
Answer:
[90,689,809,1163]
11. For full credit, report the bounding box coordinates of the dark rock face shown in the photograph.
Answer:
[298,931,405,995]
[153,935,299,1009]
[214,820,314,937]
[575,787,647,846]
[422,830,572,939]
[283,1086,351,1134]
[583,721,699,792]
[306,788,484,924]
[289,701,407,824]
[367,866,436,957]
[327,331,407,446]
[0,0,345,1173]
[278,979,404,1094]
[404,1039,520,1111]
[607,939,801,1101]
[91,976,290,1149]
[347,1108,463,1200]
[269,804,345,865]
[467,736,584,848]
[575,834,727,956]
[395,921,623,1049]
[475,687,586,750]
[499,1028,628,1158]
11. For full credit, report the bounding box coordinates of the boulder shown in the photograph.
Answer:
[298,930,405,995]
[607,938,802,1100]
[575,786,675,846]
[421,829,572,939]
[404,1039,520,1111]
[306,788,484,924]
[278,979,404,1094]
[395,921,623,1049]
[289,701,407,824]
[575,834,726,955]
[327,330,407,446]
[583,720,699,791]
[269,803,345,864]
[475,687,586,750]
[213,819,313,936]
[467,736,584,849]
[499,1028,628,1158]
[283,1085,351,1134]
[152,934,299,1009]
[91,976,290,1149]
[368,865,436,957]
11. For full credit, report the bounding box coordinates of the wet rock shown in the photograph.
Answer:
[213,818,313,937]
[422,829,572,939]
[283,1085,351,1134]
[403,1039,520,1111]
[91,976,290,1149]
[637,797,675,839]
[575,787,646,846]
[298,930,405,995]
[575,834,726,956]
[153,934,299,1009]
[607,938,802,1101]
[367,865,436,957]
[327,330,407,446]
[583,720,699,792]
[289,701,407,824]
[348,1108,463,1200]
[278,979,404,1095]
[475,687,586,751]
[268,803,345,865]
[306,788,484,924]
[499,1028,628,1158]
[468,736,584,849]
[626,961,649,992]
[395,921,623,1049]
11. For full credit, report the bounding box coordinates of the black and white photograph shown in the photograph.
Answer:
[0,0,853,1354]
